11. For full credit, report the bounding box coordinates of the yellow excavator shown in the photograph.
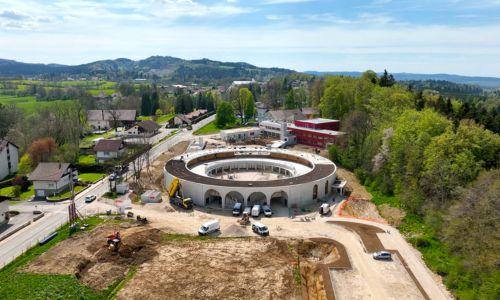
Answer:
[167,177,193,209]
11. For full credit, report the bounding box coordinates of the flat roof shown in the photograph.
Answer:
[297,118,339,124]
[221,127,260,134]
[288,124,345,136]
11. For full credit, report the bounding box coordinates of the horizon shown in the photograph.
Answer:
[1,1,500,77]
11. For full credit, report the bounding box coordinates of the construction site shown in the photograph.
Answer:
[5,137,452,300]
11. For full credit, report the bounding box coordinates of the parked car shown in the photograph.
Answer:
[198,219,220,236]
[232,203,243,216]
[243,206,252,216]
[252,222,269,236]
[262,205,272,217]
[319,203,330,215]
[251,205,261,217]
[85,195,97,203]
[372,251,392,260]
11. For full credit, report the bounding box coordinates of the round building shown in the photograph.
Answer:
[164,147,337,209]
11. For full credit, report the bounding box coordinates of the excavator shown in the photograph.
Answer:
[167,177,193,209]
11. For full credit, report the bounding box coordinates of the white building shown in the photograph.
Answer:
[28,163,78,198]
[259,121,296,146]
[87,110,136,130]
[0,197,9,225]
[220,127,261,142]
[0,139,19,180]
[94,139,126,163]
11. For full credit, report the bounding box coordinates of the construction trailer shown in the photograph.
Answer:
[140,190,162,204]
[167,177,193,209]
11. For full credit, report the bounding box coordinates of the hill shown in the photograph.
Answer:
[306,71,500,89]
[0,56,295,84]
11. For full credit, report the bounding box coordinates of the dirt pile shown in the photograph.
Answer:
[24,223,162,290]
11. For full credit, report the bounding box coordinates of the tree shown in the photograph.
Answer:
[28,137,57,166]
[284,89,296,109]
[379,69,395,87]
[151,90,160,114]
[244,91,255,121]
[18,154,32,175]
[141,91,152,116]
[234,88,252,123]
[216,102,236,128]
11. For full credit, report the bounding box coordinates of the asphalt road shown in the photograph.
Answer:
[0,115,215,268]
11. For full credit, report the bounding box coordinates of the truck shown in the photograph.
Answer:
[167,177,193,209]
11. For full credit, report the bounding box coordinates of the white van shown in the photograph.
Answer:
[251,205,261,217]
[198,219,220,236]
[319,203,330,215]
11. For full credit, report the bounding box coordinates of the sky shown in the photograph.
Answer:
[0,0,499,76]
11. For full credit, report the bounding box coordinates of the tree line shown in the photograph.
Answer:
[323,71,499,299]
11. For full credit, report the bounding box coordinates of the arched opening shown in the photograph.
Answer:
[204,189,222,208]
[247,192,267,206]
[313,184,318,200]
[325,180,329,195]
[225,191,244,208]
[270,191,288,208]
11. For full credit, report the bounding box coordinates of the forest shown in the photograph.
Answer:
[319,71,499,299]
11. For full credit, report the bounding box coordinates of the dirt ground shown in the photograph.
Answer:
[343,198,383,220]
[23,221,161,290]
[378,204,406,227]
[134,140,191,190]
[23,220,343,300]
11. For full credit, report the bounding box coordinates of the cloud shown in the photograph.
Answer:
[263,0,314,4]
[0,9,30,20]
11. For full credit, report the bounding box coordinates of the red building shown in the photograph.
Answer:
[288,118,343,148]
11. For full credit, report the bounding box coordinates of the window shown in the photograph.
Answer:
[104,151,110,155]
[48,183,55,187]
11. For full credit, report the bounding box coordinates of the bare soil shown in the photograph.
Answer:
[343,198,383,220]
[335,167,372,199]
[24,221,343,299]
[23,222,161,290]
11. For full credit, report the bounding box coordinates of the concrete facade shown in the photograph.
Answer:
[0,200,8,225]
[0,140,19,180]
[164,148,336,209]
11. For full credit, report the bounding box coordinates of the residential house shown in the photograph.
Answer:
[94,139,126,163]
[184,109,208,122]
[0,139,19,180]
[301,107,320,119]
[264,109,305,123]
[125,120,160,138]
[169,114,192,127]
[87,110,136,130]
[28,163,78,198]
[0,196,8,225]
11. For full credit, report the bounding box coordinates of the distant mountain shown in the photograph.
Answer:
[306,71,500,89]
[0,56,295,84]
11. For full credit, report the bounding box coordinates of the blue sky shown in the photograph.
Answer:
[0,0,499,76]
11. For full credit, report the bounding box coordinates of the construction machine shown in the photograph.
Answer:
[107,231,121,252]
[238,212,250,226]
[167,177,193,209]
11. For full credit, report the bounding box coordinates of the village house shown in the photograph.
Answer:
[124,120,160,138]
[28,162,78,198]
[87,110,136,130]
[0,139,19,180]
[169,114,192,127]
[94,139,126,163]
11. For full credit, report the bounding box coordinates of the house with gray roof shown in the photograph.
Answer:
[28,162,77,198]
[87,110,136,130]
[94,139,126,163]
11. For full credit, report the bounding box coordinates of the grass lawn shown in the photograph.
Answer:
[78,154,96,165]
[0,216,133,300]
[82,129,116,142]
[47,186,86,201]
[0,185,35,201]
[0,95,78,114]
[193,120,221,135]
[78,173,105,183]
[137,113,174,124]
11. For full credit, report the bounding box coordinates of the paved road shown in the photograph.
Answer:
[0,115,215,268]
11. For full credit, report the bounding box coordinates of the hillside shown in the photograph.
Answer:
[306,71,500,89]
[0,56,295,84]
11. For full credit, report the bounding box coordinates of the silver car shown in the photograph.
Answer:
[372,251,392,260]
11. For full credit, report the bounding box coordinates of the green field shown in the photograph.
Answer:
[137,113,174,124]
[193,120,220,135]
[82,129,116,142]
[0,216,129,300]
[78,173,105,183]
[78,154,96,165]
[0,95,78,114]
